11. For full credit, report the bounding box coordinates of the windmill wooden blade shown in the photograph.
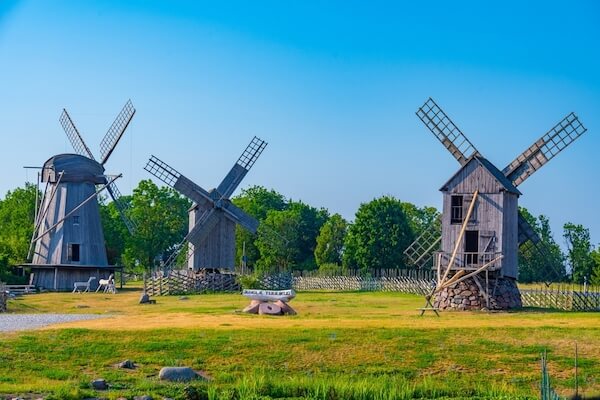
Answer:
[100,99,136,165]
[144,155,212,206]
[503,113,587,186]
[403,217,442,269]
[217,136,267,198]
[221,202,259,233]
[59,109,95,160]
[186,208,221,245]
[106,181,136,234]
[517,211,541,246]
[416,98,480,165]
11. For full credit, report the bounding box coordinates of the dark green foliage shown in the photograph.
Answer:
[400,202,440,237]
[343,196,415,272]
[120,180,190,272]
[518,207,566,283]
[314,213,348,267]
[232,186,287,268]
[0,183,38,282]
[563,222,596,284]
[256,201,328,272]
[98,195,131,266]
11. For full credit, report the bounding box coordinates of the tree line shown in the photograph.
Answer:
[0,182,598,284]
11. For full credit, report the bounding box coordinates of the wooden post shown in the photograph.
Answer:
[439,190,479,286]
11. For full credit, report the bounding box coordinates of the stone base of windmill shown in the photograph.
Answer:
[241,289,297,316]
[434,277,521,311]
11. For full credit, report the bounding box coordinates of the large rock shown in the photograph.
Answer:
[91,378,108,390]
[258,302,282,315]
[117,359,136,369]
[158,367,202,382]
[139,293,150,304]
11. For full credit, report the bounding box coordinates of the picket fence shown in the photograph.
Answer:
[521,287,600,311]
[0,283,7,313]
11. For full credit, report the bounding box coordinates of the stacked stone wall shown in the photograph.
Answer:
[434,277,521,311]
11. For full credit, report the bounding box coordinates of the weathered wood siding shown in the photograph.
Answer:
[32,181,108,267]
[31,267,113,291]
[188,206,236,271]
[440,159,519,277]
[502,193,519,278]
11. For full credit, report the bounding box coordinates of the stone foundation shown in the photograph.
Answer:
[434,277,521,311]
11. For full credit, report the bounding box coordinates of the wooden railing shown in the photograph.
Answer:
[0,283,7,313]
[521,287,600,311]
[436,252,503,270]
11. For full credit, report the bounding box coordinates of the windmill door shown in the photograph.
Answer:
[464,230,478,267]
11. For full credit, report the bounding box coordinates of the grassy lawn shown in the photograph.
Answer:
[1,289,599,399]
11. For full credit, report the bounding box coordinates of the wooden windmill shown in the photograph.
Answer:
[405,98,587,311]
[144,136,267,272]
[27,100,136,291]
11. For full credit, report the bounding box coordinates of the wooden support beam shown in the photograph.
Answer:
[439,190,479,286]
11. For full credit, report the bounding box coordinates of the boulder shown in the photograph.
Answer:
[91,378,108,390]
[159,367,202,382]
[117,359,136,369]
[139,293,150,304]
[133,396,153,400]
[274,300,297,315]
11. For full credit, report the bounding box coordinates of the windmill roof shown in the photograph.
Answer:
[42,153,107,184]
[440,155,522,195]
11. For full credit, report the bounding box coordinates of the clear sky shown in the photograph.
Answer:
[1,1,598,245]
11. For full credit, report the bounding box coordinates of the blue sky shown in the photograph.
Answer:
[0,1,599,245]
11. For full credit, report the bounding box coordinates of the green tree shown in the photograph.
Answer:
[0,184,38,283]
[122,180,190,272]
[400,202,440,237]
[563,222,595,284]
[232,186,287,268]
[256,201,328,272]
[343,196,414,272]
[518,208,565,283]
[314,213,348,266]
[591,248,600,285]
[99,195,132,266]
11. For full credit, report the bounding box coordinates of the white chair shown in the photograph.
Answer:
[96,274,115,293]
[73,276,96,293]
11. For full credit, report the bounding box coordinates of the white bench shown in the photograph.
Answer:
[73,277,96,293]
[5,285,36,296]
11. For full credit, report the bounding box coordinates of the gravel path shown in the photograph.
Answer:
[0,314,106,332]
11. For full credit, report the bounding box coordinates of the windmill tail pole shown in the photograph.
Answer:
[439,190,479,285]
[27,172,63,260]
[30,174,122,245]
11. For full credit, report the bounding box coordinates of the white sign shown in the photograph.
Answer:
[242,289,296,302]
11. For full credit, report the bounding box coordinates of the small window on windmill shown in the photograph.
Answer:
[67,243,80,262]
[451,195,463,224]
[72,215,80,225]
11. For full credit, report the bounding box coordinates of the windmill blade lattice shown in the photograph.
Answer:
[59,110,95,160]
[217,136,267,198]
[416,98,480,165]
[503,113,587,186]
[403,217,442,269]
[106,181,136,234]
[100,99,136,165]
[144,156,212,206]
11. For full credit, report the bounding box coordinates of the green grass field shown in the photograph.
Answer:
[1,289,599,399]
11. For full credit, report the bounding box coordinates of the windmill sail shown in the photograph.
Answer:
[416,98,479,165]
[217,136,267,198]
[503,113,587,186]
[404,218,442,269]
[60,109,95,159]
[100,99,136,165]
[106,181,136,234]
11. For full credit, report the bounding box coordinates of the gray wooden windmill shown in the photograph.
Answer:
[144,136,267,272]
[405,98,587,311]
[26,100,136,291]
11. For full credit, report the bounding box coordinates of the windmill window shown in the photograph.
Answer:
[72,216,80,225]
[67,243,80,262]
[451,195,463,224]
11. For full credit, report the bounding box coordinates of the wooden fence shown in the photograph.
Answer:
[0,283,7,313]
[146,270,240,296]
[521,287,600,311]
